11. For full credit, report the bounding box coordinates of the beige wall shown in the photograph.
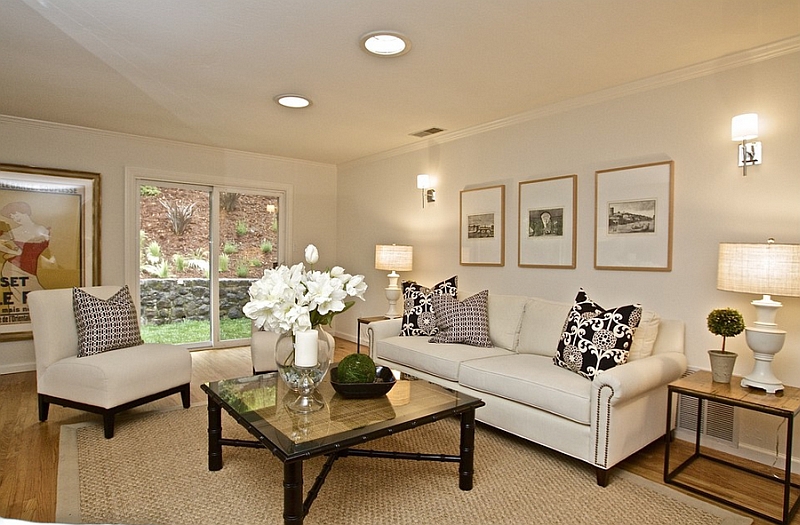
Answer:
[0,117,337,372]
[335,51,800,458]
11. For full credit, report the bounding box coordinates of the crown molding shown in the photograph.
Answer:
[0,115,335,169]
[338,35,800,171]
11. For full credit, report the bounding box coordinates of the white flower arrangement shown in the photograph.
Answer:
[243,244,367,335]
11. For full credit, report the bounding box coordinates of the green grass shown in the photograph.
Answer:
[141,317,251,344]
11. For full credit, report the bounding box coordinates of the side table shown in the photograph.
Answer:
[356,316,388,353]
[664,370,800,524]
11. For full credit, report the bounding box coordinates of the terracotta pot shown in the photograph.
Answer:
[708,350,737,383]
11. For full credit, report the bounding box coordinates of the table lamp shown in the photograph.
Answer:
[375,244,413,318]
[717,240,800,393]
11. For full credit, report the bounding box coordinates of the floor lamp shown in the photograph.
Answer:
[375,244,413,318]
[717,240,800,393]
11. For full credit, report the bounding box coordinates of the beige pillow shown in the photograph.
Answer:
[628,310,660,361]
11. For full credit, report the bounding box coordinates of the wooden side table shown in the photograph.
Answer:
[664,370,800,524]
[356,316,388,353]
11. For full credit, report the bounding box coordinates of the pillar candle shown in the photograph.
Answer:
[294,329,318,367]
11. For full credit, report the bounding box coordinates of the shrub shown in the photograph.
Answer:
[160,199,197,235]
[219,253,229,272]
[172,254,186,272]
[707,308,745,352]
[140,185,161,197]
[235,220,248,236]
[260,240,273,254]
[236,264,249,278]
[223,242,237,255]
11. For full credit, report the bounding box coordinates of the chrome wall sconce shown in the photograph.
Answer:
[416,174,436,208]
[731,113,761,176]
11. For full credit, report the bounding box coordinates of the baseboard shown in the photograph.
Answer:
[0,362,35,375]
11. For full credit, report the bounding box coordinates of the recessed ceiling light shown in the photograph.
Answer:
[274,94,311,108]
[360,31,411,57]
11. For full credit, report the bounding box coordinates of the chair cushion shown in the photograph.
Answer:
[486,294,529,351]
[38,343,191,408]
[73,286,144,357]
[553,289,642,380]
[400,276,457,336]
[429,290,491,347]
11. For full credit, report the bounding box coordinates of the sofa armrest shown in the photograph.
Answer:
[592,352,687,405]
[367,318,403,358]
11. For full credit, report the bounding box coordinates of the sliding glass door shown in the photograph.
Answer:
[135,179,285,349]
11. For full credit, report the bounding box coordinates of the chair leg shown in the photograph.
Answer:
[180,383,190,408]
[38,395,50,422]
[103,413,115,439]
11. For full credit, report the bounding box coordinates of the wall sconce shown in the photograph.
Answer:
[416,174,436,208]
[375,244,413,318]
[731,113,761,176]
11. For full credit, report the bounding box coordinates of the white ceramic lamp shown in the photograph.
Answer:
[717,240,800,393]
[375,244,413,318]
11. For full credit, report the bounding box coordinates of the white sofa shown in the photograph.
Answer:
[368,293,687,486]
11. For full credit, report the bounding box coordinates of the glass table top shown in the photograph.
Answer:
[202,372,483,461]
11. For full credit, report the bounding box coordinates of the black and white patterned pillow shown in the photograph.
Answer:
[73,286,144,357]
[428,290,492,347]
[553,289,642,380]
[400,276,458,336]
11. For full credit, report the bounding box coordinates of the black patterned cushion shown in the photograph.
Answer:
[553,289,642,380]
[73,286,144,357]
[400,276,458,336]
[428,290,492,347]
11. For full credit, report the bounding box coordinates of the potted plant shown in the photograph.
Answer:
[706,308,746,383]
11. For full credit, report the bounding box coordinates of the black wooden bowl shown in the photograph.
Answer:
[330,365,396,398]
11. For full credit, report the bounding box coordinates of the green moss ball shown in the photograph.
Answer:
[337,354,377,384]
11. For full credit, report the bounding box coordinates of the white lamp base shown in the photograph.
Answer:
[741,325,786,393]
[384,286,402,318]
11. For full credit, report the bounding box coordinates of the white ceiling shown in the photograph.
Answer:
[2,0,799,165]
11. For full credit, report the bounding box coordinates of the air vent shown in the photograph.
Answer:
[676,370,738,445]
[410,127,445,138]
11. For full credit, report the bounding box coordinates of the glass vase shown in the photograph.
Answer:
[275,327,333,412]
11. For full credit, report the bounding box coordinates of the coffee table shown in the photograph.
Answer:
[201,373,485,525]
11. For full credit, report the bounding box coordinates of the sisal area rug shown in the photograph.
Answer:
[57,406,751,525]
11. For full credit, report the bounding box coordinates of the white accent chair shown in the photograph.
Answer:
[28,286,192,438]
[250,321,279,374]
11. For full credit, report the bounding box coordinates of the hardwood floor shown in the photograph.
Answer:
[0,338,777,524]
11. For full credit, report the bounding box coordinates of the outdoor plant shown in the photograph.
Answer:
[223,242,237,255]
[236,264,249,278]
[220,192,239,212]
[140,185,161,197]
[146,241,162,264]
[160,199,197,235]
[172,253,186,272]
[219,253,230,272]
[260,240,273,254]
[707,308,745,352]
[235,220,248,236]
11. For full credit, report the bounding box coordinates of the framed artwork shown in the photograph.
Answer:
[0,164,101,341]
[594,161,673,271]
[460,185,505,266]
[518,174,576,268]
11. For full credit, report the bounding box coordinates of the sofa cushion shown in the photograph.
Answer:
[628,310,660,361]
[459,354,592,424]
[400,276,458,336]
[375,335,510,382]
[429,290,491,347]
[73,286,144,358]
[554,289,642,379]
[486,294,529,351]
[517,297,573,356]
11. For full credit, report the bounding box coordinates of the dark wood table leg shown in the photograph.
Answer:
[459,408,476,491]
[283,460,304,525]
[207,398,223,471]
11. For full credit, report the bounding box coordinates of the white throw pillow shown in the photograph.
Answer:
[628,310,661,361]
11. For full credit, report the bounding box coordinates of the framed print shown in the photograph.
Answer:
[460,185,505,266]
[518,174,576,268]
[0,164,101,341]
[594,161,673,271]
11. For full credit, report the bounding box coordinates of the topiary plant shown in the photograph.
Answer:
[707,308,745,352]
